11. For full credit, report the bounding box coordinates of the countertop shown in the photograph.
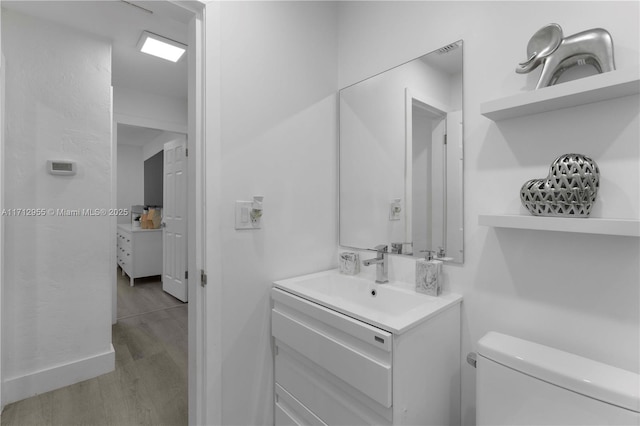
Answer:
[118,224,162,233]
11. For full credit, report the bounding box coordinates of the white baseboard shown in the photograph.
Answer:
[2,345,115,406]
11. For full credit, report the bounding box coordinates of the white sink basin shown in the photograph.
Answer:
[273,269,462,334]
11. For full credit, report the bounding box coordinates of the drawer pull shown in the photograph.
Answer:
[374,336,385,344]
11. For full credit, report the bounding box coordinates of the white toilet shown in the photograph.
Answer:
[476,332,640,425]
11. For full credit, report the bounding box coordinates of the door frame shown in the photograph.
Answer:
[0,51,5,416]
[404,88,449,251]
[111,115,188,326]
[114,2,210,423]
[197,1,223,424]
[136,2,216,424]
[169,2,222,425]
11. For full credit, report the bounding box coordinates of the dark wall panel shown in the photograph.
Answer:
[144,150,163,207]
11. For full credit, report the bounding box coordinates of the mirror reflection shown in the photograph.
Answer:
[339,40,464,263]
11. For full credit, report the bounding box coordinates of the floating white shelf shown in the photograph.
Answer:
[479,214,640,237]
[481,69,640,121]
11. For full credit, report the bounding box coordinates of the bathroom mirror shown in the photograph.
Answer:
[339,40,464,263]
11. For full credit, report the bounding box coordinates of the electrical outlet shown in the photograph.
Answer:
[389,199,402,221]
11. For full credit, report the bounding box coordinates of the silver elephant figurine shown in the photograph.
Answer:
[516,23,615,89]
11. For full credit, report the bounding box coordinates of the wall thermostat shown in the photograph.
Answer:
[47,160,77,176]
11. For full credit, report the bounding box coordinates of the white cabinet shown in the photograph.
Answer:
[271,288,461,425]
[117,224,162,286]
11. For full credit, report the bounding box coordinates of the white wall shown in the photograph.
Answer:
[116,145,144,224]
[143,131,185,161]
[113,86,187,134]
[217,2,338,424]
[2,9,114,404]
[338,2,639,425]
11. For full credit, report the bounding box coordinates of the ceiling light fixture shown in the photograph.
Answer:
[137,31,186,63]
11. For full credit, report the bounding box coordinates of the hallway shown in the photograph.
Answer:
[1,273,187,426]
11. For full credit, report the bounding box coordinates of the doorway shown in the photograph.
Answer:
[0,0,205,421]
[114,122,189,305]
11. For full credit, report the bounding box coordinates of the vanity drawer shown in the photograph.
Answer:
[271,288,392,408]
[275,341,392,425]
[275,384,326,426]
[271,289,392,351]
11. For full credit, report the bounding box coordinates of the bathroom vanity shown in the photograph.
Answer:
[117,224,163,286]
[271,270,462,425]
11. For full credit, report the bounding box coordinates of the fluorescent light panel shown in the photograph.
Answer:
[137,31,186,62]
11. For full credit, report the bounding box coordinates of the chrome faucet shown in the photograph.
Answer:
[362,244,388,284]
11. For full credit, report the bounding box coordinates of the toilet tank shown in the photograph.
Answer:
[476,332,640,426]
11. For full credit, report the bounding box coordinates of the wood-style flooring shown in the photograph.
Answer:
[1,270,188,426]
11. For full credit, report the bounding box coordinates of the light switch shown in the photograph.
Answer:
[235,201,258,229]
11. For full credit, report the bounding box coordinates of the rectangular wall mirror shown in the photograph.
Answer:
[339,40,464,263]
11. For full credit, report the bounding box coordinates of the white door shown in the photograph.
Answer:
[163,137,188,302]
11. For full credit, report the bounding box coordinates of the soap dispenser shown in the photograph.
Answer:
[416,251,442,296]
